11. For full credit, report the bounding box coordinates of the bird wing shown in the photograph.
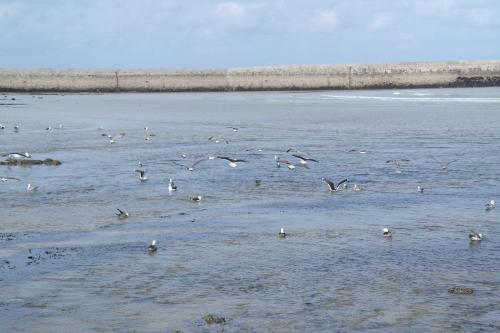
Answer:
[0,176,20,180]
[337,179,348,187]
[135,169,145,177]
[116,208,124,215]
[111,133,125,140]
[189,158,207,168]
[217,156,235,162]
[322,178,336,191]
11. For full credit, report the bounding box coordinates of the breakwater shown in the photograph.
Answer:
[1,60,500,92]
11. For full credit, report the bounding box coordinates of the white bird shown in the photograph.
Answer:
[292,154,319,164]
[26,183,38,192]
[322,178,348,192]
[217,156,247,168]
[105,133,125,144]
[116,208,129,219]
[0,124,5,129]
[279,227,286,238]
[0,176,20,182]
[417,185,424,193]
[469,230,482,242]
[5,152,31,159]
[168,178,177,192]
[485,200,495,210]
[382,227,392,238]
[186,158,207,171]
[353,184,361,192]
[148,240,157,252]
[135,169,148,182]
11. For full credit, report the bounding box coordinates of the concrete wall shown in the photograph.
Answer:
[1,61,500,92]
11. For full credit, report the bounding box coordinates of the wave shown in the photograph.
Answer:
[319,94,500,103]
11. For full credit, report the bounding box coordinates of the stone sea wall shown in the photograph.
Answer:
[1,61,500,92]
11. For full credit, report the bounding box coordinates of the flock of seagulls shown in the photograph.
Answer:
[1,120,495,254]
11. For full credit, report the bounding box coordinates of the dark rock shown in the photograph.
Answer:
[448,287,474,295]
[0,158,61,166]
[203,314,226,325]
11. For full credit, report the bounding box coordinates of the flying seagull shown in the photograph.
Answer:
[0,176,20,182]
[276,159,309,169]
[322,178,348,192]
[104,133,125,144]
[135,169,148,182]
[116,208,129,219]
[292,154,319,164]
[186,158,208,171]
[432,157,457,170]
[217,156,247,167]
[469,230,482,242]
[4,152,31,159]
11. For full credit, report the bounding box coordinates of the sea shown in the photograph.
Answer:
[1,88,499,332]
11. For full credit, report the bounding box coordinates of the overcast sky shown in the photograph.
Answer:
[0,0,498,68]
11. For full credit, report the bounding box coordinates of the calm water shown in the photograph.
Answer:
[1,88,499,332]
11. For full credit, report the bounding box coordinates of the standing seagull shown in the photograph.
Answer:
[26,183,38,192]
[485,200,495,210]
[292,154,319,164]
[322,178,348,192]
[168,178,177,192]
[116,208,129,219]
[382,228,392,238]
[469,230,482,242]
[190,195,202,202]
[217,156,247,167]
[135,169,148,182]
[148,240,157,253]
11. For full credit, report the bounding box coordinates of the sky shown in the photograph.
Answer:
[0,0,498,68]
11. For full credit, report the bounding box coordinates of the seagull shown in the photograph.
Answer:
[0,176,20,182]
[26,183,38,192]
[255,180,262,187]
[416,185,424,193]
[382,228,392,238]
[116,208,129,219]
[13,125,19,132]
[279,227,286,238]
[145,133,156,141]
[386,159,409,174]
[0,124,5,129]
[148,240,157,252]
[322,178,348,192]
[190,195,202,202]
[485,200,495,210]
[217,156,247,167]
[135,169,148,182]
[353,184,361,192]
[227,126,239,132]
[286,148,302,154]
[276,159,309,169]
[433,157,457,170]
[105,133,125,144]
[168,178,177,192]
[186,158,207,171]
[292,154,319,164]
[5,152,31,159]
[46,126,52,131]
[469,230,482,242]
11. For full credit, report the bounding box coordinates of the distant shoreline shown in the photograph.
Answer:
[1,60,500,92]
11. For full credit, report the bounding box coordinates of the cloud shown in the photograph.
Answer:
[367,12,394,31]
[309,9,339,33]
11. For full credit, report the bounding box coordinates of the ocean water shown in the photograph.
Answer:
[0,88,499,332]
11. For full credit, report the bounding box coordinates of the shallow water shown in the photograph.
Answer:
[1,88,500,332]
